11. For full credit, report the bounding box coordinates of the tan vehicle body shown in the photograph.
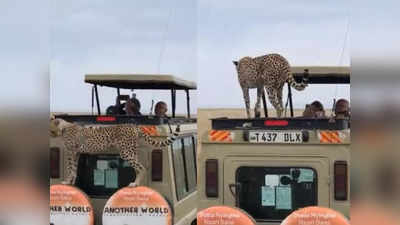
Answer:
[199,126,350,225]
[50,123,198,225]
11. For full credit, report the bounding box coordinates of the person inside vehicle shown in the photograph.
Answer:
[302,104,313,118]
[335,98,350,119]
[106,96,127,115]
[310,100,326,118]
[154,101,168,117]
[106,105,118,115]
[125,97,142,116]
[301,101,326,118]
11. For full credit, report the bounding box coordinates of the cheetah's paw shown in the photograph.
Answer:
[128,182,138,187]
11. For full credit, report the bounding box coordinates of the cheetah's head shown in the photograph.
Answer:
[50,117,74,137]
[233,57,256,77]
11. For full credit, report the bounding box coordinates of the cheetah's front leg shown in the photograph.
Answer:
[267,88,283,118]
[129,162,146,187]
[254,86,263,118]
[120,146,146,187]
[62,150,79,185]
[277,85,284,117]
[241,87,251,118]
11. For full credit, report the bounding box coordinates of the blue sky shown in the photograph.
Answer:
[49,0,350,113]
[198,0,350,109]
[50,0,196,113]
[0,0,49,111]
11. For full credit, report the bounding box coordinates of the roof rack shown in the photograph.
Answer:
[85,74,196,90]
[84,74,196,118]
[292,66,350,84]
[55,114,196,125]
[211,117,349,130]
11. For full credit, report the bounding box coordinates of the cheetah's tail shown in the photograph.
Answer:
[142,125,180,148]
[287,71,308,91]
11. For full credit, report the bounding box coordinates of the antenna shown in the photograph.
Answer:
[338,17,350,66]
[153,0,176,115]
[150,99,154,115]
[333,16,349,116]
[331,98,336,117]
[157,0,176,73]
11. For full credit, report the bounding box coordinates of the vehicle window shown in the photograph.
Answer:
[183,136,197,192]
[193,136,197,171]
[236,167,317,221]
[172,139,189,200]
[75,154,135,197]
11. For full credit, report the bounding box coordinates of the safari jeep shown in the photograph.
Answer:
[50,74,198,225]
[198,67,350,224]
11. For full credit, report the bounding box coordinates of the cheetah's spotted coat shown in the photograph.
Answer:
[233,53,308,118]
[50,118,179,187]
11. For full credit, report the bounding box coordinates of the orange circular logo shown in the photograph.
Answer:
[198,206,256,225]
[102,186,172,225]
[50,184,94,225]
[281,206,350,225]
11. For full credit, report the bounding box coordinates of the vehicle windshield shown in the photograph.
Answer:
[95,89,195,118]
[237,166,317,222]
[85,74,196,118]
[75,154,135,197]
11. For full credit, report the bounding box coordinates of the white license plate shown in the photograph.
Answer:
[249,131,303,143]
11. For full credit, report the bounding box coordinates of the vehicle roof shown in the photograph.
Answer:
[54,114,197,125]
[84,74,197,90]
[292,66,350,84]
[210,117,350,130]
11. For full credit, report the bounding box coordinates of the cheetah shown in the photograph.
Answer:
[50,117,180,187]
[233,53,308,118]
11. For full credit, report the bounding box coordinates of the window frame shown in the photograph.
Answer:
[183,136,197,192]
[75,153,136,198]
[170,133,197,202]
[235,166,318,222]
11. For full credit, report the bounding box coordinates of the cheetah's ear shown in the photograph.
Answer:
[232,61,238,66]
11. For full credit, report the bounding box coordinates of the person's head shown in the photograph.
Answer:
[131,98,141,111]
[310,101,324,112]
[155,101,168,117]
[302,104,313,117]
[310,100,326,118]
[233,56,257,79]
[335,99,350,117]
[106,105,118,115]
[126,98,141,115]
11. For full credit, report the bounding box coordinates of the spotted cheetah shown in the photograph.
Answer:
[50,118,180,187]
[233,53,308,118]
